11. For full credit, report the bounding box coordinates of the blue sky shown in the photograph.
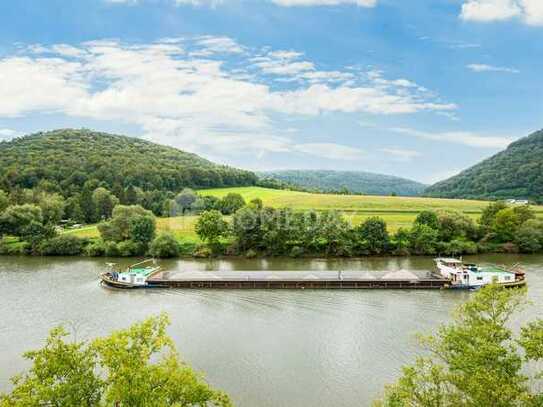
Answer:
[0,0,541,183]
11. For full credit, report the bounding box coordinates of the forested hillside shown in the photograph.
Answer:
[0,129,257,194]
[426,129,543,203]
[258,170,426,196]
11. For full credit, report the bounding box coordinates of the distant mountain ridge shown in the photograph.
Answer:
[425,129,543,203]
[258,170,427,196]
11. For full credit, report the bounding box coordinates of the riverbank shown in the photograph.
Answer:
[3,190,543,259]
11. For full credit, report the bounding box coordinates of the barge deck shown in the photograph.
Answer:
[142,270,451,290]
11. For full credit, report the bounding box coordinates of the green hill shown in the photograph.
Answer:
[425,129,543,203]
[257,170,427,196]
[0,129,257,194]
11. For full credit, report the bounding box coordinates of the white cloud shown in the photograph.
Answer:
[0,128,20,140]
[466,63,519,73]
[380,147,421,161]
[0,57,87,117]
[460,0,543,25]
[251,50,355,84]
[292,143,364,160]
[192,35,244,55]
[389,127,513,149]
[0,38,454,162]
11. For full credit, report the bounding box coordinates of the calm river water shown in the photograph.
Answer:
[1,254,542,406]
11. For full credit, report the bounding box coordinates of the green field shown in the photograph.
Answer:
[199,187,497,213]
[66,187,543,240]
[65,216,202,242]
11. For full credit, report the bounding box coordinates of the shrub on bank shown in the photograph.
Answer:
[104,241,120,257]
[117,240,145,257]
[437,239,478,256]
[85,239,106,257]
[149,232,180,258]
[0,239,28,255]
[39,235,85,256]
[193,245,213,258]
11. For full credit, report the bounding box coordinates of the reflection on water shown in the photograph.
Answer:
[0,254,542,407]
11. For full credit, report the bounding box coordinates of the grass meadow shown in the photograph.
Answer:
[65,187,543,242]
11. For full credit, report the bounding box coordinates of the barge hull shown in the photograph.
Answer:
[146,279,449,289]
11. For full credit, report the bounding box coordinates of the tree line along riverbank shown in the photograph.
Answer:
[1,185,543,258]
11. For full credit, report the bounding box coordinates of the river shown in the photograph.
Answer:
[1,254,542,406]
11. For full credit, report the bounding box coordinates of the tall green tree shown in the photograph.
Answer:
[409,223,439,255]
[175,188,198,215]
[129,214,156,246]
[357,217,389,254]
[79,183,97,224]
[0,327,103,407]
[374,284,541,407]
[218,193,246,215]
[195,210,229,247]
[515,219,543,253]
[0,314,232,407]
[124,184,140,205]
[436,210,477,242]
[414,210,439,230]
[0,204,43,237]
[92,187,119,220]
[98,205,154,243]
[480,201,508,231]
[38,193,65,225]
[493,208,522,242]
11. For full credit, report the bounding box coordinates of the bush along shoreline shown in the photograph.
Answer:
[1,189,543,258]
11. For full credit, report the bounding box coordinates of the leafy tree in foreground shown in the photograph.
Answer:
[0,314,232,407]
[374,284,543,407]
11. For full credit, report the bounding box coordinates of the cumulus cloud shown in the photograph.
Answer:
[460,0,543,25]
[466,63,519,73]
[0,38,454,161]
[389,127,513,149]
[380,148,421,161]
[292,143,364,160]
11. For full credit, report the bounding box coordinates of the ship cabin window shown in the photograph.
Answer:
[464,275,468,280]
[476,276,483,281]
[137,278,143,283]
[505,276,511,281]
